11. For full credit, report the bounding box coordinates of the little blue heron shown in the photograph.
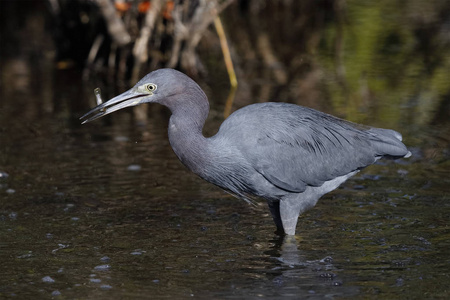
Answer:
[81,68,411,235]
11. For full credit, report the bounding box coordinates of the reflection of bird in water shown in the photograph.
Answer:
[81,68,411,235]
[267,235,352,294]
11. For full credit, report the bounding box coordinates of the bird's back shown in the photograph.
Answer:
[214,102,410,193]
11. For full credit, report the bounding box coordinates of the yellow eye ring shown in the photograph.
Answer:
[145,83,157,93]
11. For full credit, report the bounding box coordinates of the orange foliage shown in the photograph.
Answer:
[114,1,174,19]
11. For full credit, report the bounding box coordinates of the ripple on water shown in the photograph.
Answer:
[127,164,142,171]
[94,264,111,271]
[42,276,55,283]
[100,284,113,290]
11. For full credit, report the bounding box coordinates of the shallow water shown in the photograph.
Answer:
[1,1,450,299]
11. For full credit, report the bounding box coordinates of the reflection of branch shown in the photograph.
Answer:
[334,0,346,89]
[87,34,104,65]
[223,84,237,119]
[95,0,131,46]
[83,34,105,79]
[257,33,287,85]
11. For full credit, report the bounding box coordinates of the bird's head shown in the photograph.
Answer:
[80,68,205,124]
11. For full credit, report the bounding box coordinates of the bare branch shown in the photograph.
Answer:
[95,0,131,46]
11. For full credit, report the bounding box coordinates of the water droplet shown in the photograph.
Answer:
[94,87,103,105]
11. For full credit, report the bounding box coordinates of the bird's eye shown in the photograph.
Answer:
[145,83,157,93]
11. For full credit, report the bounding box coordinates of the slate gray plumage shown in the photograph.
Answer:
[81,68,411,235]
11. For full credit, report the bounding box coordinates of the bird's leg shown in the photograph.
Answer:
[279,193,320,235]
[267,201,284,234]
[279,199,301,235]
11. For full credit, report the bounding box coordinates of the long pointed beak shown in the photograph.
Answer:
[80,89,149,124]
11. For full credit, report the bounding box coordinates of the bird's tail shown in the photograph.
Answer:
[368,128,412,159]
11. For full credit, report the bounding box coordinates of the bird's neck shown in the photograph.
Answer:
[166,94,211,177]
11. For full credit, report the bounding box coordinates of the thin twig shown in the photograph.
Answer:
[214,16,238,118]
[214,17,237,88]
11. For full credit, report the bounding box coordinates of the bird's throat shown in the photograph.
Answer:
[167,113,210,177]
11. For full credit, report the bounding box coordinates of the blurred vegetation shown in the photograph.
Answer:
[221,0,449,129]
[0,0,448,131]
[319,0,450,126]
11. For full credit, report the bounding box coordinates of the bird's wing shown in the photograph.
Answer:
[222,103,408,193]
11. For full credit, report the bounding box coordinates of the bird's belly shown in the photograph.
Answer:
[303,170,359,198]
[246,170,359,201]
